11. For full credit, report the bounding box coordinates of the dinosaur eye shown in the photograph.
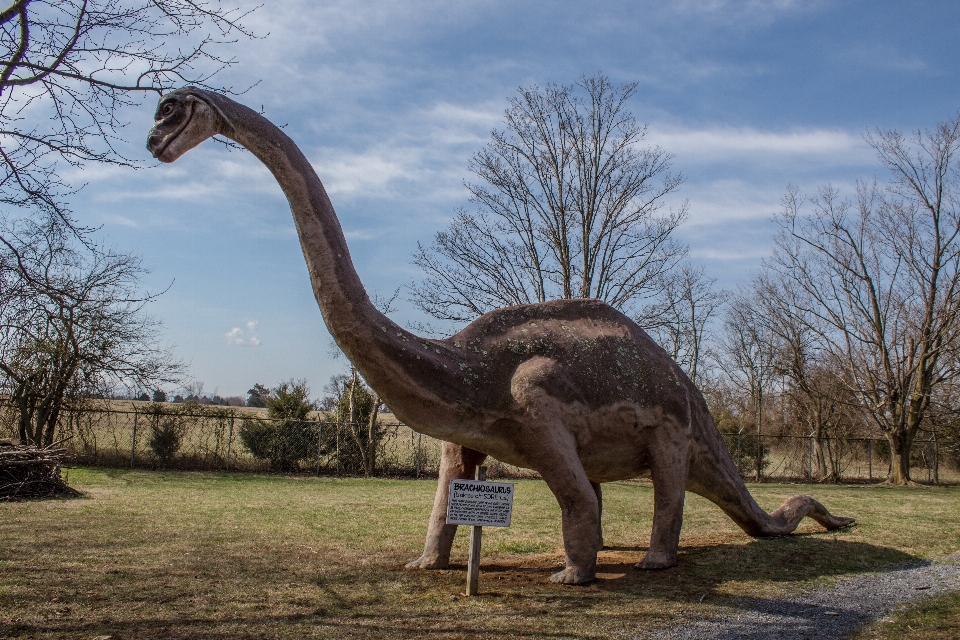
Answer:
[161,103,175,116]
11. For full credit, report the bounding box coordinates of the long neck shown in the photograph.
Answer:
[211,96,459,427]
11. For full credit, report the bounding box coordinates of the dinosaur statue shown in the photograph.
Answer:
[147,88,854,585]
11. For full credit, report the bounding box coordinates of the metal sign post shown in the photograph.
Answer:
[446,466,515,596]
[465,467,485,596]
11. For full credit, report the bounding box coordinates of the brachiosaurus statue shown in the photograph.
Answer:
[147,88,854,585]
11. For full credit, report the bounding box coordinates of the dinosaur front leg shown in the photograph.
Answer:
[539,454,601,585]
[637,437,690,570]
[405,440,486,570]
[510,356,600,584]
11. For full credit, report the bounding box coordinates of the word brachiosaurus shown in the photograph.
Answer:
[147,88,853,585]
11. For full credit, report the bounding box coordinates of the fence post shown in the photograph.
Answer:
[868,439,873,483]
[226,416,234,471]
[316,423,323,476]
[927,435,933,484]
[756,432,762,482]
[130,407,138,468]
[934,433,940,485]
[808,435,814,482]
[415,432,422,478]
[335,423,341,474]
[736,431,742,477]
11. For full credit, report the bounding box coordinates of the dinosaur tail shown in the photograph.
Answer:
[685,398,854,537]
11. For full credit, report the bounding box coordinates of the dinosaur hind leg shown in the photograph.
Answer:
[637,433,690,570]
[405,441,486,570]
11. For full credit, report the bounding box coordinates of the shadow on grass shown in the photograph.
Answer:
[473,537,916,601]
[0,487,84,503]
[1,612,598,640]
[0,539,923,640]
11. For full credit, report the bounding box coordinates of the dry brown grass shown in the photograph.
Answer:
[850,590,960,639]
[1,469,958,639]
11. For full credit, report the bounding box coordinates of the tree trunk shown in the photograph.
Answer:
[813,427,829,479]
[16,397,31,444]
[348,368,358,425]
[886,429,914,485]
[42,405,61,447]
[365,397,381,477]
[810,405,829,479]
[755,395,763,482]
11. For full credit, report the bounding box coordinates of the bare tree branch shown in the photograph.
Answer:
[410,73,687,324]
[0,217,184,445]
[0,0,258,228]
[764,111,960,483]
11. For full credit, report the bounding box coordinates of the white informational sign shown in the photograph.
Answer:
[446,479,515,527]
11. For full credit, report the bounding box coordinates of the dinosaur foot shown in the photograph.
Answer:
[549,566,597,585]
[404,554,450,570]
[636,551,677,570]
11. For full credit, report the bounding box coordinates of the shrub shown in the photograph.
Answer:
[238,418,316,471]
[239,380,319,471]
[148,417,183,465]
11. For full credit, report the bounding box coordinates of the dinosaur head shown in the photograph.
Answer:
[147,87,226,163]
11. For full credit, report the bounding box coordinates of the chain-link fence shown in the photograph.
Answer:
[0,402,540,479]
[720,431,960,484]
[2,402,957,483]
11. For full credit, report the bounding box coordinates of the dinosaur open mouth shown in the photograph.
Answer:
[148,100,195,162]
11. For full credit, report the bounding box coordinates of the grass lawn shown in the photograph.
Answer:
[1,469,959,639]
[851,590,960,640]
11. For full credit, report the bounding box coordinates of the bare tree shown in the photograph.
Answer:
[411,73,688,323]
[718,290,779,481]
[748,270,853,479]
[769,111,960,483]
[323,370,387,477]
[644,262,726,385]
[0,218,182,446]
[0,0,255,223]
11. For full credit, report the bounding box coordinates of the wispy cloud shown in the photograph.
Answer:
[101,213,139,228]
[225,321,261,347]
[306,100,498,201]
[647,125,871,164]
[665,0,823,28]
[841,44,929,73]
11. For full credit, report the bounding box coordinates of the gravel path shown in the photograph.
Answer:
[636,555,960,640]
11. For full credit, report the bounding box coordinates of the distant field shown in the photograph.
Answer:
[1,470,959,638]
[0,401,544,477]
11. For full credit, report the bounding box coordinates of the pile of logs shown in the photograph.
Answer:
[0,438,76,500]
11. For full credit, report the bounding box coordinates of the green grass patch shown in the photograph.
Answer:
[1,469,959,639]
[851,590,960,639]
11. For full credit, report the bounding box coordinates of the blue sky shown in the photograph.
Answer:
[68,0,960,399]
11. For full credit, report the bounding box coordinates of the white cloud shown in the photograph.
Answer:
[311,147,419,197]
[101,213,139,228]
[841,44,929,73]
[343,228,381,241]
[647,125,871,164]
[305,100,497,201]
[225,321,261,347]
[665,0,823,28]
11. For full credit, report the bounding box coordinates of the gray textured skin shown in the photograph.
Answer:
[146,88,854,585]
